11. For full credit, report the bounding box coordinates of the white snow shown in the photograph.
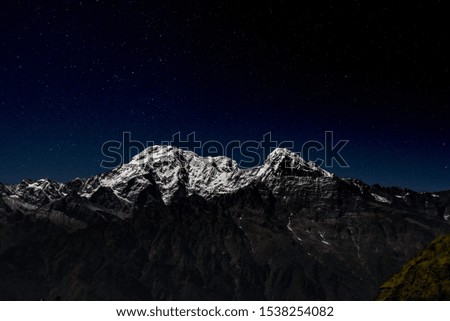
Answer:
[255,148,333,179]
[319,231,331,245]
[348,226,361,258]
[395,192,410,201]
[10,179,65,202]
[287,213,302,242]
[353,181,365,194]
[79,145,335,205]
[371,193,392,204]
[27,182,44,190]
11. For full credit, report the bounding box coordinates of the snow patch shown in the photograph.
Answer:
[287,213,302,243]
[353,181,364,194]
[371,193,391,204]
[319,231,331,245]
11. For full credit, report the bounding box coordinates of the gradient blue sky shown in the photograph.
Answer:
[0,1,449,191]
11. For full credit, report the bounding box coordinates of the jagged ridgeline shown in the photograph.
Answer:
[378,234,450,300]
[1,146,450,300]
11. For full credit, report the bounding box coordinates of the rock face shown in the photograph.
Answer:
[377,234,450,300]
[0,146,449,300]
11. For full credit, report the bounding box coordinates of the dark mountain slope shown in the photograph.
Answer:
[1,146,449,300]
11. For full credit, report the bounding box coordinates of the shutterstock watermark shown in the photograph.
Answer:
[100,131,349,170]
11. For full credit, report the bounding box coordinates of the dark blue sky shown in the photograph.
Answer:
[0,1,449,191]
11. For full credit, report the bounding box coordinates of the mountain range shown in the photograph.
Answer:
[1,146,449,300]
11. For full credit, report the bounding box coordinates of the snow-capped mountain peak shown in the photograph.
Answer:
[77,145,335,205]
[256,148,333,179]
[4,145,327,208]
[80,145,247,204]
[11,178,66,204]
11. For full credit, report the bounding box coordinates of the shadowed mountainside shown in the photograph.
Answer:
[1,146,449,300]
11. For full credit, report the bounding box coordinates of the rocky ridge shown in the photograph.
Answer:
[0,146,449,300]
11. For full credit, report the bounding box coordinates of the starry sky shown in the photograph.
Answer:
[0,1,449,191]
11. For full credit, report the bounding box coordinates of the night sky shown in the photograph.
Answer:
[0,1,449,191]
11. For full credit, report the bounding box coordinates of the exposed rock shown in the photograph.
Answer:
[0,146,449,300]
